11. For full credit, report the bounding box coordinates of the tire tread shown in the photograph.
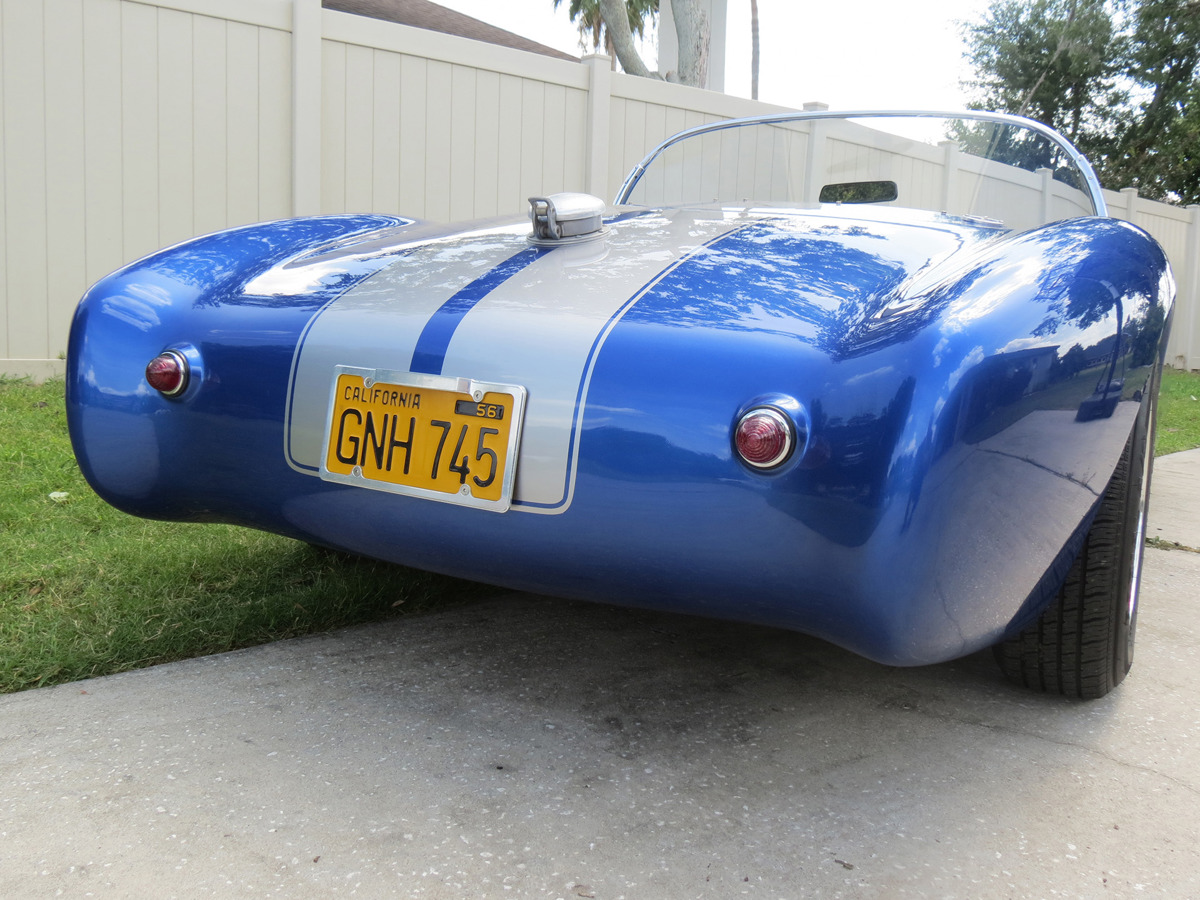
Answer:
[994,418,1141,699]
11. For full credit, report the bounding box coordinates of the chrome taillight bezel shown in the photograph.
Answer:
[145,349,190,398]
[734,406,795,470]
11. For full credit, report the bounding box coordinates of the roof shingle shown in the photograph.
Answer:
[323,0,579,62]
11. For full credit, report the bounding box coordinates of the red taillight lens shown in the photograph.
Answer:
[735,407,794,469]
[145,350,189,397]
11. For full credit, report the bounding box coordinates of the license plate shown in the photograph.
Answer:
[319,367,526,512]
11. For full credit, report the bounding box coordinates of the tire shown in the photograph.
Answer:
[993,375,1157,699]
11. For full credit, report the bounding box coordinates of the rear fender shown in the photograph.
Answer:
[66,215,415,516]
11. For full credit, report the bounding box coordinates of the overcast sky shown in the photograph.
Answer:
[433,0,993,111]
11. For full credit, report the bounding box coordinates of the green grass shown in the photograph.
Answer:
[1155,367,1200,456]
[3,369,1199,694]
[0,378,478,693]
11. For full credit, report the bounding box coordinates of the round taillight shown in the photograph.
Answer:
[145,350,189,397]
[735,407,794,469]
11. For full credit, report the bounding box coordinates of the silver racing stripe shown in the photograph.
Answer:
[285,227,526,472]
[285,209,750,513]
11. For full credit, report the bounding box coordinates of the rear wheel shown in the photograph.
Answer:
[993,380,1157,699]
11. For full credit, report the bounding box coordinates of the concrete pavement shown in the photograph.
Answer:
[1,452,1198,899]
[1150,447,1200,549]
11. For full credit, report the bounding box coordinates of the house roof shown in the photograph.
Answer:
[323,0,579,62]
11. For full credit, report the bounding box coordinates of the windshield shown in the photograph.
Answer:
[616,112,1105,232]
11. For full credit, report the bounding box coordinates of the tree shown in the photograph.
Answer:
[962,0,1118,144]
[552,0,657,58]
[1098,0,1200,201]
[599,0,659,77]
[553,0,710,87]
[662,0,711,86]
[962,0,1200,203]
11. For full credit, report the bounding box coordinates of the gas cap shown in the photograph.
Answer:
[528,193,608,245]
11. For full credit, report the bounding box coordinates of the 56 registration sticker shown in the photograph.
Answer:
[319,366,526,512]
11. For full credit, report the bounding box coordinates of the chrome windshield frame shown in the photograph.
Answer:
[613,109,1108,218]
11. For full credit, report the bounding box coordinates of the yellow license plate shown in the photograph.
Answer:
[320,367,526,512]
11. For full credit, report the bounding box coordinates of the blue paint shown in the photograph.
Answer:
[409,246,549,375]
[65,208,1174,667]
[513,223,758,511]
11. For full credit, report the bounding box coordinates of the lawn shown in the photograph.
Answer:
[1156,367,1200,455]
[0,378,477,693]
[2,368,1198,694]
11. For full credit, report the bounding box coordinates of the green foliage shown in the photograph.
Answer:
[964,0,1118,143]
[1097,0,1200,202]
[1156,367,1200,455]
[552,0,657,51]
[0,379,479,693]
[963,0,1200,203]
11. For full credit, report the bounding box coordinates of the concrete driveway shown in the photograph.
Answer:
[2,452,1198,899]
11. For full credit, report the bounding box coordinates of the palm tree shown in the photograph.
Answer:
[552,0,658,57]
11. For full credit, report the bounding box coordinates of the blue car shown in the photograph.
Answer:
[67,111,1174,698]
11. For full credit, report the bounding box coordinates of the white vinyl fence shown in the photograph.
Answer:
[2,0,1198,378]
[621,116,1098,233]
